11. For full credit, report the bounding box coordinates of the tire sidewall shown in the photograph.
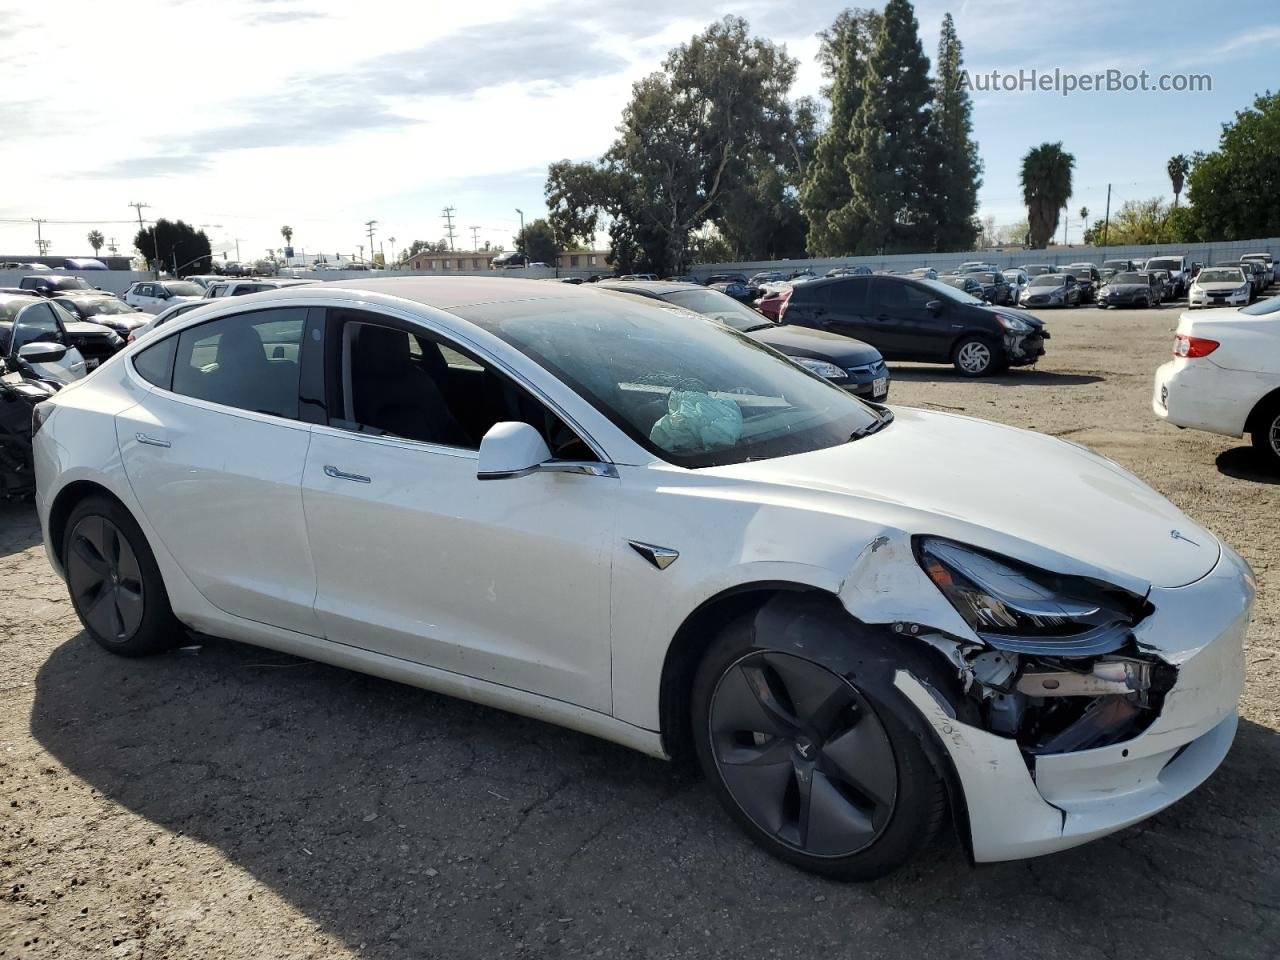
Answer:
[953,335,998,378]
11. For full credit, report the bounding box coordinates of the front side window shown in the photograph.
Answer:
[456,296,882,468]
[171,308,307,419]
[11,302,62,353]
[161,281,202,297]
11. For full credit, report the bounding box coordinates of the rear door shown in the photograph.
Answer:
[115,306,323,636]
[820,277,880,344]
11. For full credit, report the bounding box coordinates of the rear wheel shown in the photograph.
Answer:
[952,335,998,377]
[1251,400,1280,471]
[691,619,945,880]
[63,496,181,656]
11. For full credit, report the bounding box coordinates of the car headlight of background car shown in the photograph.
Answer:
[792,357,846,379]
[916,538,1141,655]
[993,313,1033,333]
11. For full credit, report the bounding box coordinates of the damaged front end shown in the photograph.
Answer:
[910,537,1176,758]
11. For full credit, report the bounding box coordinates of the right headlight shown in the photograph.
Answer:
[916,538,1139,655]
[792,357,845,379]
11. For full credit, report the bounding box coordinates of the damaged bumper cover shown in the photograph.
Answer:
[892,545,1251,862]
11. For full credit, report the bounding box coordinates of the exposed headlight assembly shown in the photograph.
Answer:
[917,538,1141,656]
[792,357,845,379]
[993,313,1032,332]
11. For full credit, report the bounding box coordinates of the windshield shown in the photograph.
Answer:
[162,281,203,297]
[1241,296,1280,316]
[82,299,137,316]
[458,296,881,468]
[1102,261,1129,270]
[663,288,769,332]
[1025,265,1052,276]
[1112,272,1144,284]
[920,277,983,304]
[1029,275,1065,287]
[1198,269,1244,283]
[0,299,31,323]
[1147,258,1181,270]
[48,277,92,291]
[1002,270,1021,280]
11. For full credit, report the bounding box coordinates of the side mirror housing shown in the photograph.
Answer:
[18,341,68,364]
[477,421,552,480]
[926,299,943,315]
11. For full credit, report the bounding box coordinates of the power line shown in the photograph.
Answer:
[441,207,456,252]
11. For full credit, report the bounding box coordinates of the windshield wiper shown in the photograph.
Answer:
[850,407,894,441]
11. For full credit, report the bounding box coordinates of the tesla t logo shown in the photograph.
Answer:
[1170,529,1199,546]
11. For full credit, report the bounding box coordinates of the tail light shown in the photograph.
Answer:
[1174,334,1219,358]
[778,297,790,322]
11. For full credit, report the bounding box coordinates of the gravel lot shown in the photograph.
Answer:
[2,303,1277,960]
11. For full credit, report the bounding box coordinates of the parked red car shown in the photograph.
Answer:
[756,287,792,321]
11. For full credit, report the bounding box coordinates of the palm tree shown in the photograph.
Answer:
[1167,154,1190,206]
[280,225,293,244]
[86,229,104,255]
[1020,143,1075,248]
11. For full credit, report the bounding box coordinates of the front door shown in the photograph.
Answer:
[115,306,322,636]
[300,311,617,712]
[11,301,86,384]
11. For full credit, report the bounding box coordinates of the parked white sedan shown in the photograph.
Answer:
[1154,296,1280,467]
[122,279,205,314]
[1188,266,1251,309]
[34,278,1253,879]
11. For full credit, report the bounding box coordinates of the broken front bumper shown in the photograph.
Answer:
[895,545,1252,863]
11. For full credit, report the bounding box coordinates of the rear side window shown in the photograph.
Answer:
[791,283,830,307]
[133,336,177,388]
[170,308,307,419]
[831,278,870,310]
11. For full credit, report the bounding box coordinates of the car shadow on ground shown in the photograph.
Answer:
[1216,446,1280,485]
[0,499,42,557]
[888,366,1104,387]
[28,631,1280,958]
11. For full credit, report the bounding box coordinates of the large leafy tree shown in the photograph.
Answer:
[514,218,559,264]
[1181,91,1280,240]
[1019,142,1074,248]
[543,16,802,274]
[133,219,212,275]
[798,8,881,255]
[928,12,981,250]
[1166,154,1190,206]
[839,0,936,254]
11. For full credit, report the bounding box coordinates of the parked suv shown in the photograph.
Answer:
[123,280,205,314]
[1144,255,1190,298]
[781,274,1046,377]
[18,275,99,297]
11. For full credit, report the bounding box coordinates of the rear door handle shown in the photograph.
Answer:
[323,465,371,484]
[136,433,170,448]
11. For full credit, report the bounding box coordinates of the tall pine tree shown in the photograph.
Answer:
[928,12,981,250]
[798,9,881,255]
[838,0,934,254]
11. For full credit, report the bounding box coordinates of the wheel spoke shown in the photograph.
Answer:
[712,661,800,740]
[717,749,797,835]
[822,717,898,808]
[70,529,110,579]
[114,535,142,589]
[82,582,122,639]
[803,770,878,857]
[113,583,145,636]
[763,654,850,732]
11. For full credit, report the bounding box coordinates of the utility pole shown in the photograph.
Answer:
[364,220,378,262]
[387,236,396,269]
[1102,183,1112,249]
[469,225,481,251]
[233,238,244,263]
[107,237,118,254]
[441,207,456,252]
[130,201,160,276]
[515,208,525,238]
[1061,211,1068,246]
[31,218,47,257]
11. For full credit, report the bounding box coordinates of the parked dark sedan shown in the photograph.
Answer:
[941,275,986,298]
[779,274,1047,377]
[1096,271,1156,308]
[1066,263,1101,302]
[51,294,148,336]
[972,271,1012,304]
[598,281,890,400]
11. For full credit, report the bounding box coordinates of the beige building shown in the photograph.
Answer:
[406,251,497,272]
[557,250,609,270]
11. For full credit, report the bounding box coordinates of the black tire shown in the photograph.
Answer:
[1251,399,1280,471]
[690,614,946,881]
[952,334,999,377]
[62,495,181,656]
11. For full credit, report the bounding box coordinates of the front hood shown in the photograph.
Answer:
[1193,282,1246,293]
[709,407,1219,591]
[63,320,121,341]
[751,324,881,364]
[1100,284,1146,294]
[981,304,1043,329]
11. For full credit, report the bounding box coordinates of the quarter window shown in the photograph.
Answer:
[133,335,177,388]
[170,308,307,419]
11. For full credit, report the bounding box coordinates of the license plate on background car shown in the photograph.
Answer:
[872,377,888,397]
[86,359,99,370]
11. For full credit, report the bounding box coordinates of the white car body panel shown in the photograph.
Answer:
[1153,306,1280,437]
[33,279,1254,866]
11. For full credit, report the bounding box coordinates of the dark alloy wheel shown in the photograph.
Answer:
[1252,401,1280,471]
[706,651,897,858]
[63,495,180,656]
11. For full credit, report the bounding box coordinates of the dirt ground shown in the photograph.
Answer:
[2,303,1277,960]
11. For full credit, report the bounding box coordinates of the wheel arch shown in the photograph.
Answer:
[1245,385,1280,436]
[47,479,127,572]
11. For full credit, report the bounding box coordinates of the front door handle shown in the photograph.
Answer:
[136,433,170,448]
[323,465,371,484]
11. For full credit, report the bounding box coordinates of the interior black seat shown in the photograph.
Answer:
[351,326,468,445]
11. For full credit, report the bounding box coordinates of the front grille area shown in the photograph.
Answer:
[846,360,887,378]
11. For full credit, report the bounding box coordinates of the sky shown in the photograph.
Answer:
[2,0,1277,263]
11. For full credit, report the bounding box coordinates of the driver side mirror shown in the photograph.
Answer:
[18,342,67,364]
[477,421,553,480]
[926,299,943,316]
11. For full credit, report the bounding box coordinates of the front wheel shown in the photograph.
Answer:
[691,621,945,880]
[1251,400,1280,471]
[63,496,181,656]
[952,335,999,377]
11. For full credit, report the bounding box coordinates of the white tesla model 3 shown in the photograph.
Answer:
[33,278,1253,879]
